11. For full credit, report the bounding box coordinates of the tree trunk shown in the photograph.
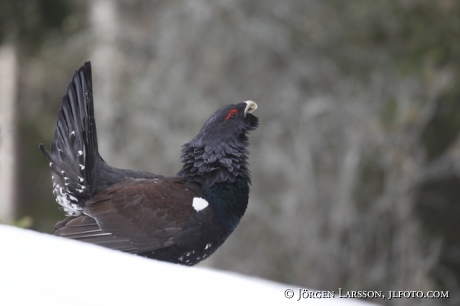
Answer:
[0,44,18,223]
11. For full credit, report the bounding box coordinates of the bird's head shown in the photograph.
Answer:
[178,101,259,189]
[194,100,258,145]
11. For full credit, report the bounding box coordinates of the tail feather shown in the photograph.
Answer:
[40,62,99,216]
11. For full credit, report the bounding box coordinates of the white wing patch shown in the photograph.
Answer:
[192,197,208,212]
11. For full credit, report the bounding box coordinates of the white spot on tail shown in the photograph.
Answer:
[77,150,83,156]
[53,179,82,216]
[78,176,84,182]
[79,164,85,170]
[192,197,208,212]
[205,243,212,250]
[71,131,75,136]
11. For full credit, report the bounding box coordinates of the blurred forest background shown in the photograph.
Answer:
[1,0,460,305]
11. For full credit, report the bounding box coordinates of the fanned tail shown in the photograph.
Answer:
[40,62,100,216]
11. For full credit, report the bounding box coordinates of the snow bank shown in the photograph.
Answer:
[0,225,378,306]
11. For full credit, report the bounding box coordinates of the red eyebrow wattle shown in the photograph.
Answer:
[225,109,238,120]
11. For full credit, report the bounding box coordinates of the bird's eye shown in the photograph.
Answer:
[225,109,238,120]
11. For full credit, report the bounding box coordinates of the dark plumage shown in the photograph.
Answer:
[40,62,258,266]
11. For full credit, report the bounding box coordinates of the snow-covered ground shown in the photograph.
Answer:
[0,225,379,306]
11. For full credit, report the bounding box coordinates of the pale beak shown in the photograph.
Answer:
[244,100,258,117]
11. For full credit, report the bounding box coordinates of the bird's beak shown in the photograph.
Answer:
[244,101,258,117]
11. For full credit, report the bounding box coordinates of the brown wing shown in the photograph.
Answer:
[54,177,205,253]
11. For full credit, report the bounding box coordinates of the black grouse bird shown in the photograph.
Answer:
[40,62,258,266]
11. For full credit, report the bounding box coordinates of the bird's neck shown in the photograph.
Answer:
[177,142,251,190]
[203,179,249,232]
